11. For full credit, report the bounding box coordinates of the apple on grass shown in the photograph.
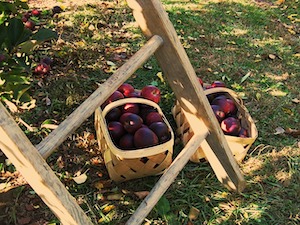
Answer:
[31,9,40,17]
[141,85,161,103]
[25,20,35,30]
[34,63,50,75]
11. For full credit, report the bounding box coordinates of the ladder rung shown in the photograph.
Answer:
[37,35,163,159]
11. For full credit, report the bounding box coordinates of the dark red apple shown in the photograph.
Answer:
[145,111,163,126]
[105,107,122,121]
[239,127,248,138]
[41,56,53,66]
[118,83,135,97]
[102,91,124,109]
[107,121,125,142]
[140,85,161,103]
[212,96,237,115]
[139,105,157,121]
[127,91,141,98]
[34,63,50,75]
[149,122,171,143]
[0,54,5,63]
[23,12,31,19]
[119,112,143,133]
[120,103,140,114]
[22,16,28,22]
[31,9,40,17]
[211,81,226,88]
[24,20,35,30]
[134,127,159,148]
[52,6,63,15]
[211,104,226,123]
[221,117,241,136]
[119,133,135,150]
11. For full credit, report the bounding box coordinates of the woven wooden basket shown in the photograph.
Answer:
[95,98,174,182]
[172,87,258,163]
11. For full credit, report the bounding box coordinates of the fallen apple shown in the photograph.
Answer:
[34,63,50,75]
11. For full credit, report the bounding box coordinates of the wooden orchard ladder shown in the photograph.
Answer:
[0,0,245,224]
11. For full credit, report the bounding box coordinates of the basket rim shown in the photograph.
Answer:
[97,97,174,159]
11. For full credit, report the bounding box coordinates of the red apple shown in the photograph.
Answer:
[102,91,124,108]
[134,127,159,148]
[149,122,171,143]
[107,121,125,143]
[34,63,50,75]
[145,111,163,126]
[105,107,122,121]
[212,96,237,115]
[140,85,161,103]
[119,133,135,150]
[211,81,226,88]
[139,105,157,121]
[118,83,135,97]
[119,112,143,133]
[31,9,40,17]
[0,54,5,62]
[221,117,241,136]
[120,103,140,114]
[24,20,35,30]
[211,105,226,123]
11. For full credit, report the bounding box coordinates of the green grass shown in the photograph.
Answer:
[1,0,299,224]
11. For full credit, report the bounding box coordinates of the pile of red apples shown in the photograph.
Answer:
[198,79,249,138]
[102,83,172,150]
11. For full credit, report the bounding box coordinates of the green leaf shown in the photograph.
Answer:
[155,196,171,217]
[0,22,6,47]
[18,40,41,54]
[6,18,25,50]
[31,28,58,42]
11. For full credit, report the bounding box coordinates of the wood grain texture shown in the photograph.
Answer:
[127,0,245,192]
[125,133,207,225]
[36,35,163,159]
[0,103,93,225]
